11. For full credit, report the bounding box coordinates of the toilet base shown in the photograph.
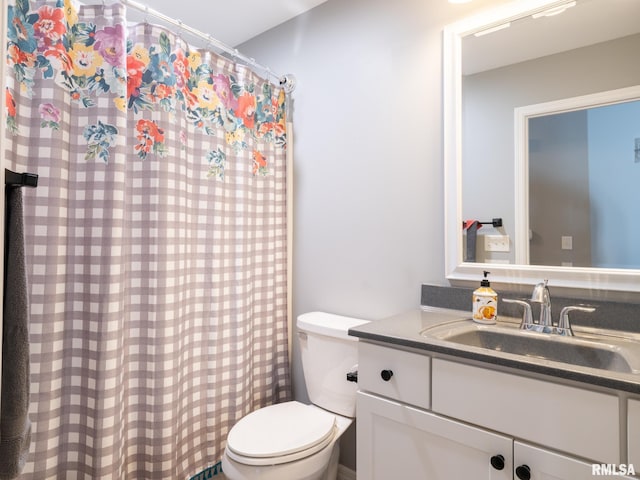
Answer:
[222,439,340,480]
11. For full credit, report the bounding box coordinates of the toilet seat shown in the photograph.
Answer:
[225,401,337,466]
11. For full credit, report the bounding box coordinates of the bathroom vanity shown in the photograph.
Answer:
[349,308,640,480]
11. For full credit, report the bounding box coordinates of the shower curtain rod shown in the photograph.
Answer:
[93,0,295,91]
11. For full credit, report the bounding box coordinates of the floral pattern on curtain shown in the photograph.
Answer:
[7,0,286,173]
[4,0,291,478]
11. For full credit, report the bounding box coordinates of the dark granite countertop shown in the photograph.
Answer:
[349,308,640,395]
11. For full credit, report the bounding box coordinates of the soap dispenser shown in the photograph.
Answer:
[472,271,497,324]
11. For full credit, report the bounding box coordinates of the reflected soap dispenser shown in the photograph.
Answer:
[472,271,497,324]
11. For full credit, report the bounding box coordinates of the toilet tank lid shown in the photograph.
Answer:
[297,312,370,341]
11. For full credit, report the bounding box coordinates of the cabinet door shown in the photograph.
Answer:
[514,442,636,480]
[357,391,512,480]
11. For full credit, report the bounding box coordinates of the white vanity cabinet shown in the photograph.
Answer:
[630,399,640,467]
[356,342,634,480]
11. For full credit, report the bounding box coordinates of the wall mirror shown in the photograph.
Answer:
[444,0,640,291]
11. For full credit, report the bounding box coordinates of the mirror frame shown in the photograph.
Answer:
[443,0,640,291]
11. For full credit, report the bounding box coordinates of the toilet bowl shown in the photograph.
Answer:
[222,402,352,480]
[222,312,369,480]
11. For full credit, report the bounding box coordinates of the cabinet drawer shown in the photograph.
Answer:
[629,399,640,467]
[432,358,619,464]
[358,342,430,410]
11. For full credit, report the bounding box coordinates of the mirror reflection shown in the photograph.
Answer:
[460,0,640,268]
[528,98,640,269]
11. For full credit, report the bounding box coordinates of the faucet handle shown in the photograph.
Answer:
[558,305,595,336]
[503,299,534,329]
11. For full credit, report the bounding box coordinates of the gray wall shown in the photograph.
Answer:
[239,0,512,470]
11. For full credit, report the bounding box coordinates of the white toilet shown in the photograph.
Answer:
[222,312,369,480]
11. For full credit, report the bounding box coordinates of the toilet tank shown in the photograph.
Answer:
[297,312,370,418]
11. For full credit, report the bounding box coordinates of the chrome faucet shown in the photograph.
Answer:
[530,279,552,327]
[504,280,595,336]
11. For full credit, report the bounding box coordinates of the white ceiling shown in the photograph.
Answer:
[130,0,329,47]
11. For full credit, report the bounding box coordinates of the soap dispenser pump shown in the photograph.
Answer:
[472,270,497,324]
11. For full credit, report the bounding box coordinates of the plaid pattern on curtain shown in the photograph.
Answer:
[4,1,291,478]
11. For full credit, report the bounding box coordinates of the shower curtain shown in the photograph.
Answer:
[4,0,291,478]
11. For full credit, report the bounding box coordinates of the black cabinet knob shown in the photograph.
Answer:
[515,464,531,480]
[380,369,393,381]
[490,454,505,470]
